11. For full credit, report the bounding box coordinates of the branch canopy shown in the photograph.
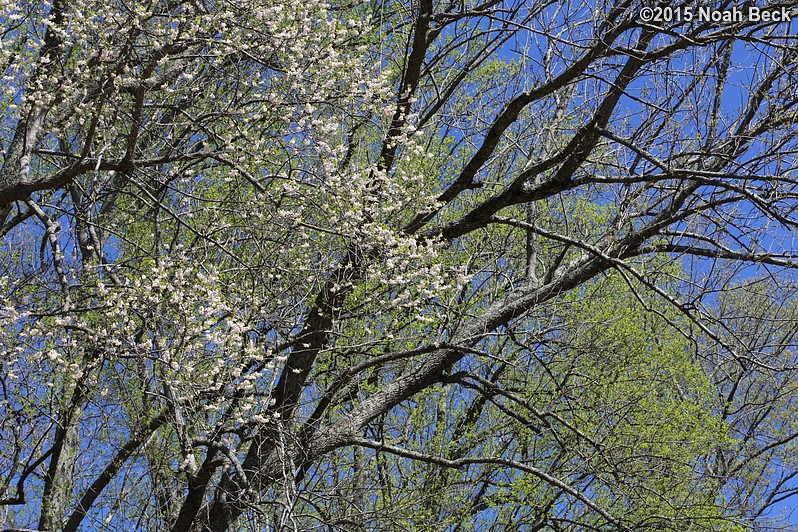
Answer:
[1,1,798,530]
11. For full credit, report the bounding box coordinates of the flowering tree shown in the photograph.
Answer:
[2,0,798,530]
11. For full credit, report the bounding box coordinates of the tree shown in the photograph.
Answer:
[2,0,798,530]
